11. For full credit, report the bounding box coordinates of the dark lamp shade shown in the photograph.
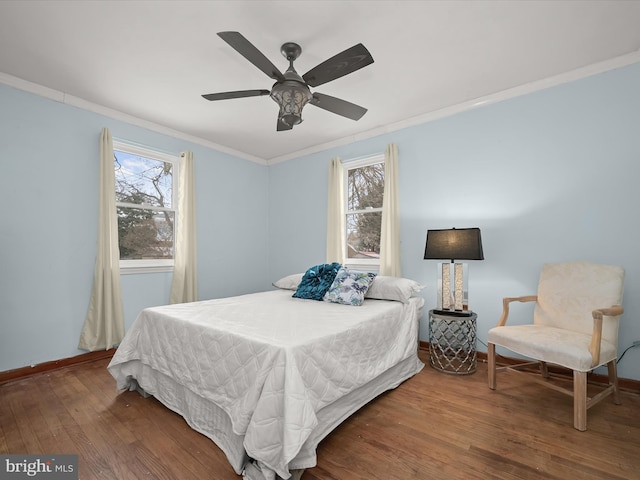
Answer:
[424,228,484,261]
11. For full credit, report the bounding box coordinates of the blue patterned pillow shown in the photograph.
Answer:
[293,262,342,301]
[324,268,377,306]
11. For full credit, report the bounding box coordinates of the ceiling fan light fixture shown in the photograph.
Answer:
[270,81,312,128]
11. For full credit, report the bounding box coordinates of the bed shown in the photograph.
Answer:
[108,273,425,480]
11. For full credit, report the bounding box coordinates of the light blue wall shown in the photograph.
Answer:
[0,84,269,372]
[2,62,640,381]
[268,63,640,381]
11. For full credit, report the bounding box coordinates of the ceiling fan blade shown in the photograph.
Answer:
[218,31,285,82]
[277,117,293,131]
[310,93,368,120]
[303,43,374,87]
[202,89,270,101]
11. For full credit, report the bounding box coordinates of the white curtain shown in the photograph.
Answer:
[379,143,401,277]
[326,157,345,264]
[78,128,124,351]
[170,151,198,304]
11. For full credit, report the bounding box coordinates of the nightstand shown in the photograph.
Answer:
[428,309,477,375]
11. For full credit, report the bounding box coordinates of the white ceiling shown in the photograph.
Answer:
[1,1,640,164]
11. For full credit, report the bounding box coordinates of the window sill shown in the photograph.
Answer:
[120,260,174,275]
[344,261,380,273]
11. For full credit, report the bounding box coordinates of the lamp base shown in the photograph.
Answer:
[432,309,473,317]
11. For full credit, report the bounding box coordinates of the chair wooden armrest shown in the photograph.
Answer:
[589,305,624,367]
[496,295,538,327]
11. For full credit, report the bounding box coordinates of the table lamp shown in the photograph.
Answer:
[424,227,484,315]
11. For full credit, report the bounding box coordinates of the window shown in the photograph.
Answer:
[343,154,384,269]
[113,141,179,273]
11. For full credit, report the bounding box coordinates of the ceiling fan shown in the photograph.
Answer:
[202,31,374,131]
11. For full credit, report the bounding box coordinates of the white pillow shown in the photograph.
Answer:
[364,276,425,303]
[272,273,304,290]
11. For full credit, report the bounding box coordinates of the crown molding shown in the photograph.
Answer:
[3,48,639,167]
[0,71,267,165]
[266,49,640,165]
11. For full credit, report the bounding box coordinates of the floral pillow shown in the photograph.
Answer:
[293,262,342,301]
[324,268,377,306]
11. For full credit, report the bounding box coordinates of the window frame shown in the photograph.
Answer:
[113,140,179,275]
[342,153,385,271]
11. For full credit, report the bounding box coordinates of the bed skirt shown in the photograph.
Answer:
[116,353,423,479]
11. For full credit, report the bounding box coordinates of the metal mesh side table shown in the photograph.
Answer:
[428,310,477,375]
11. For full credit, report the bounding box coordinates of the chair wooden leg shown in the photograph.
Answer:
[573,370,587,431]
[488,342,496,390]
[607,360,622,405]
[540,361,549,378]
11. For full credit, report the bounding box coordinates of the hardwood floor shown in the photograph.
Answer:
[2,350,639,479]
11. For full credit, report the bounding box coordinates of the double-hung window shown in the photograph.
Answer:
[113,141,179,273]
[343,154,385,270]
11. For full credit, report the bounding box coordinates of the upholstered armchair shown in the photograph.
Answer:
[487,262,625,431]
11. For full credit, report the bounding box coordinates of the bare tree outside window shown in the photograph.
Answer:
[346,162,384,259]
[114,150,175,260]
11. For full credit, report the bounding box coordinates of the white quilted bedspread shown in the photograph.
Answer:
[108,289,422,478]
